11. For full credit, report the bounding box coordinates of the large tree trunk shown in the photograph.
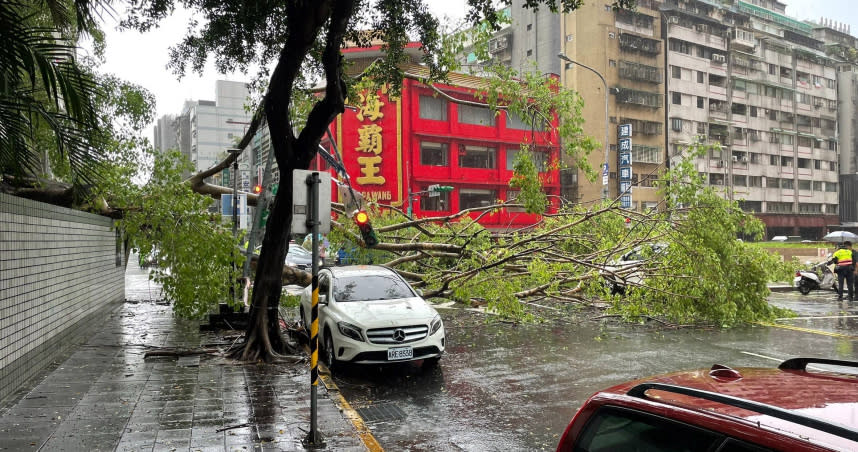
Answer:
[231,0,354,362]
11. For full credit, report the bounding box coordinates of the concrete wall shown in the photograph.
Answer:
[0,193,124,403]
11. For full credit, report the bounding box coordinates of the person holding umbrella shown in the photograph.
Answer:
[827,241,856,301]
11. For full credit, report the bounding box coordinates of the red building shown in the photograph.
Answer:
[316,62,562,230]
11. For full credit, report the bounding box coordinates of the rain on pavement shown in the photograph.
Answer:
[323,289,858,451]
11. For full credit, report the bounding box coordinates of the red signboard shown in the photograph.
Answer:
[336,86,403,207]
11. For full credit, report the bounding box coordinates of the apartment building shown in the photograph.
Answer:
[507,0,666,208]
[663,0,839,239]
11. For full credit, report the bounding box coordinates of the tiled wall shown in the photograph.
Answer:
[0,193,125,403]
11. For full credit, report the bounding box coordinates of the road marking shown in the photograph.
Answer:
[755,321,858,339]
[300,343,383,452]
[774,315,858,321]
[318,366,384,452]
[740,351,783,363]
[740,351,825,371]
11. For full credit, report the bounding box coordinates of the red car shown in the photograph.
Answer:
[557,358,858,452]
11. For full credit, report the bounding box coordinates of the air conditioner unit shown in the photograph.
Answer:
[732,155,739,162]
[668,16,679,24]
[742,156,749,163]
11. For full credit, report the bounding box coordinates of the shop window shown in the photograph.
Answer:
[420,142,449,166]
[459,145,496,169]
[458,104,495,126]
[419,95,447,120]
[507,147,547,172]
[507,112,546,131]
[459,188,497,209]
[505,190,526,212]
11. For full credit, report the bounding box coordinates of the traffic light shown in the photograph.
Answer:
[353,210,379,247]
[253,184,262,194]
[624,217,632,228]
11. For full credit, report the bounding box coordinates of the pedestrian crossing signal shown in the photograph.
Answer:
[353,210,379,247]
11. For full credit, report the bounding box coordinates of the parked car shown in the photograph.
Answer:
[557,357,858,452]
[299,265,445,370]
[285,243,313,271]
[599,243,667,295]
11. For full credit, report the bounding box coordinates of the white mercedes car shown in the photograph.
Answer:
[299,265,445,370]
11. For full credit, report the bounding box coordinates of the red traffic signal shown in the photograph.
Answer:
[354,210,370,225]
[253,184,263,194]
[353,210,378,247]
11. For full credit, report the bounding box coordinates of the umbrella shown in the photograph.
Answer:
[822,230,858,243]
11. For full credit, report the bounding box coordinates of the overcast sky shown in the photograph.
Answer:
[94,0,857,140]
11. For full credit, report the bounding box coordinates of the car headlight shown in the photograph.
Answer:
[337,321,364,342]
[430,314,443,336]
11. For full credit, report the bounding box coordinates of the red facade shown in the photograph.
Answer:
[316,73,561,230]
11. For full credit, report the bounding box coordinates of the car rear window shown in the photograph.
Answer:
[334,275,415,302]
[574,406,723,452]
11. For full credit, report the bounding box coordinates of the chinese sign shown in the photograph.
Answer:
[618,124,633,209]
[338,85,402,206]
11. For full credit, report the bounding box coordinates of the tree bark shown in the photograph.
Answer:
[232,0,356,362]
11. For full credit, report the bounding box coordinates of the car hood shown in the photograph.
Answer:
[335,297,437,327]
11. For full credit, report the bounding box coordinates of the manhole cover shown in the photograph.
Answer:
[355,402,406,423]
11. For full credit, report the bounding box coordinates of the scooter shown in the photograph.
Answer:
[794,262,837,295]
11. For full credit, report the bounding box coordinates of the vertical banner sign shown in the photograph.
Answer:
[339,85,403,206]
[618,124,633,209]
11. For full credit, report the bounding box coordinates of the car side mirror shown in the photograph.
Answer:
[415,289,424,297]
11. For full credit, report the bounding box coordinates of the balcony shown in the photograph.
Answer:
[732,28,756,51]
[619,33,662,56]
[618,61,663,84]
[615,87,662,108]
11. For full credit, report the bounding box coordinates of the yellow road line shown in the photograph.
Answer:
[318,366,384,452]
[300,344,384,451]
[757,321,858,339]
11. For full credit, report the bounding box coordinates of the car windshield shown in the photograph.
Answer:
[333,274,415,302]
[289,245,311,257]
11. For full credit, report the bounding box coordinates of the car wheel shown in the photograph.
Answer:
[799,281,812,295]
[324,331,339,371]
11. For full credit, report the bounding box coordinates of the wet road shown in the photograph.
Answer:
[328,290,858,451]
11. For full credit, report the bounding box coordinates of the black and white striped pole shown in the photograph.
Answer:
[293,170,330,449]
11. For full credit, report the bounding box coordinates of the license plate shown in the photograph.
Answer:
[387,346,413,361]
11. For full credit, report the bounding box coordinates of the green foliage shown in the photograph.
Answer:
[280,293,301,308]
[121,150,243,318]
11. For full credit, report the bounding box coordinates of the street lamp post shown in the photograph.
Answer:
[557,53,610,201]
[227,148,240,305]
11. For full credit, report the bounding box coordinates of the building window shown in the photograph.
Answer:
[458,144,496,169]
[527,24,532,30]
[419,95,447,120]
[458,104,495,126]
[813,181,823,191]
[609,59,617,67]
[826,182,837,192]
[671,118,682,132]
[769,64,777,75]
[507,147,548,172]
[505,190,526,212]
[697,97,704,109]
[420,186,449,211]
[749,176,762,187]
[459,188,497,209]
[506,111,546,131]
[526,49,533,56]
[420,142,448,166]
[697,71,704,83]
[671,66,681,79]
[671,92,681,105]
[750,106,757,117]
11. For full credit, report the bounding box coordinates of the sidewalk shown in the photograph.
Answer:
[0,258,366,451]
